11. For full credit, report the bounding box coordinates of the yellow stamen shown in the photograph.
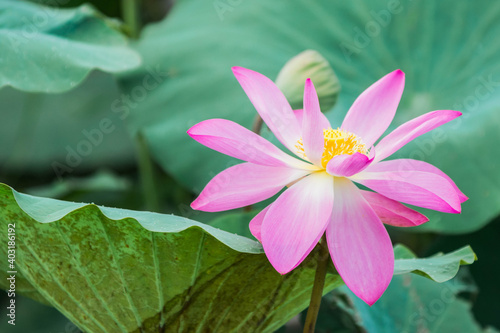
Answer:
[296,128,368,168]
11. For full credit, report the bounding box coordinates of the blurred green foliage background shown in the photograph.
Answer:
[0,0,499,332]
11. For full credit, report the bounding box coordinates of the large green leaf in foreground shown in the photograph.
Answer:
[0,184,475,332]
[0,0,140,92]
[121,0,500,233]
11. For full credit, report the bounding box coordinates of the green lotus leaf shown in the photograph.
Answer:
[393,244,476,282]
[120,0,500,233]
[312,273,490,333]
[0,0,140,92]
[0,183,341,332]
[0,184,476,332]
[0,73,136,175]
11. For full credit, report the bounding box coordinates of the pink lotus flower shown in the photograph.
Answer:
[188,67,467,305]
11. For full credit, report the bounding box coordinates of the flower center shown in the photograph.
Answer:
[296,128,368,168]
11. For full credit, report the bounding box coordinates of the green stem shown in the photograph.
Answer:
[303,234,329,333]
[121,0,141,38]
[136,132,160,212]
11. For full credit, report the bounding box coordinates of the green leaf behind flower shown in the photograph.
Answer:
[0,73,136,176]
[0,1,140,93]
[311,273,491,333]
[120,0,500,233]
[394,244,476,282]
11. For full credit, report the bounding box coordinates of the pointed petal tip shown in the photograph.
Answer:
[190,200,214,212]
[353,285,386,306]
[447,204,462,214]
[348,278,389,307]
[268,259,293,275]
[383,69,404,81]
[408,214,429,227]
[190,200,199,210]
[264,234,319,276]
[392,69,405,84]
[185,118,225,135]
[186,120,208,136]
[231,65,244,73]
[186,122,200,136]
[232,66,256,77]
[396,211,429,227]
[439,109,462,118]
[186,121,209,138]
[304,78,315,94]
[388,69,405,86]
[190,196,211,212]
[231,66,251,78]
[354,276,391,306]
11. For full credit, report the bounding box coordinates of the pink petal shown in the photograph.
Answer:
[341,70,405,147]
[191,163,310,212]
[326,178,394,306]
[261,172,334,274]
[301,79,326,166]
[374,110,462,163]
[232,67,301,153]
[326,151,374,177]
[361,190,429,227]
[294,109,331,130]
[249,204,271,242]
[187,119,313,170]
[365,159,467,203]
[353,163,462,213]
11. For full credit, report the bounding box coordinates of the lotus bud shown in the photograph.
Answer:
[275,50,341,112]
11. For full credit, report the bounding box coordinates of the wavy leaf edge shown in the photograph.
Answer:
[3,183,476,282]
